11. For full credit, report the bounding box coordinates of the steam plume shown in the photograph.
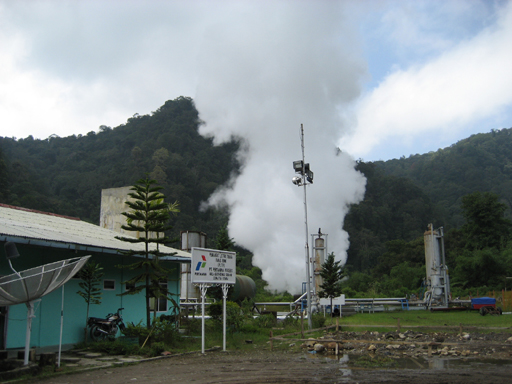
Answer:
[195,1,366,293]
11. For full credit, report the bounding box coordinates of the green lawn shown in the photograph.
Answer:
[324,310,512,333]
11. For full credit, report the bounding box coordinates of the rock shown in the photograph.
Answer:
[84,353,103,358]
[326,342,339,350]
[386,345,394,350]
[398,333,406,339]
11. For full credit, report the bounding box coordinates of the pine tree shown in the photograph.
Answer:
[215,225,235,250]
[319,252,345,313]
[115,177,179,328]
[76,262,104,343]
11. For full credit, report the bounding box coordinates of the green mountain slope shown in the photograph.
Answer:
[0,97,240,240]
[375,128,512,229]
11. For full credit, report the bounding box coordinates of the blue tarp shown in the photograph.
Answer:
[471,297,496,305]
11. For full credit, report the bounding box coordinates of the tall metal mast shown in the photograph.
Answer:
[292,124,314,329]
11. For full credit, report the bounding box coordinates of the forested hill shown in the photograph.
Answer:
[1,96,512,289]
[343,127,512,274]
[375,128,512,229]
[0,96,240,240]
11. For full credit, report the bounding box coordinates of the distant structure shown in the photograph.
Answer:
[423,224,450,309]
[100,186,133,235]
[180,230,207,302]
[311,228,327,296]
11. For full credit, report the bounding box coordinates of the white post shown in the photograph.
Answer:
[199,283,209,354]
[58,285,64,368]
[24,301,35,365]
[221,283,229,351]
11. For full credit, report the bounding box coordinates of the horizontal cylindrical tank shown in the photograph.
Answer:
[229,275,257,302]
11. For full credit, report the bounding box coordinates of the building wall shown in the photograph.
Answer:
[0,243,181,350]
[99,186,133,234]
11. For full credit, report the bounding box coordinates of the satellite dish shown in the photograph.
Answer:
[0,246,90,365]
[0,256,90,306]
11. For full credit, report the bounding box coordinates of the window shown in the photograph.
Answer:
[149,280,168,312]
[103,279,115,290]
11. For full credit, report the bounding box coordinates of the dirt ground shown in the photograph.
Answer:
[28,349,512,384]
[29,329,512,384]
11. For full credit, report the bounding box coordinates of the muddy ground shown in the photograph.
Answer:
[27,329,512,384]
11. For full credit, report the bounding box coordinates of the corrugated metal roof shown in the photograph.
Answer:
[0,204,191,261]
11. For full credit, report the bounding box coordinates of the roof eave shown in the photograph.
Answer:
[0,235,192,263]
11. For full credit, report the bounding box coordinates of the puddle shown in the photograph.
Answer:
[307,352,512,372]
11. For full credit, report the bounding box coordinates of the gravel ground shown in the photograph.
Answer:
[22,328,512,384]
[27,349,512,384]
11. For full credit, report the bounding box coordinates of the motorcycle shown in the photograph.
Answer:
[88,307,126,341]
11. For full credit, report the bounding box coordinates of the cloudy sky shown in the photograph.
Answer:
[1,0,510,162]
[1,0,511,292]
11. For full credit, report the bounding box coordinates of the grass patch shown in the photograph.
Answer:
[323,310,512,333]
[81,311,511,358]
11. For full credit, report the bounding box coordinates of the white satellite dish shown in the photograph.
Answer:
[1,242,90,365]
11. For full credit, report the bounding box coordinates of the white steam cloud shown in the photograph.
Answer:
[195,2,366,294]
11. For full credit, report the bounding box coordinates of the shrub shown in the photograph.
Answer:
[90,340,140,355]
[239,322,260,333]
[151,316,179,345]
[254,314,277,328]
[208,301,244,332]
[282,315,298,328]
[312,314,326,329]
[123,316,179,346]
[147,341,165,357]
[123,321,150,339]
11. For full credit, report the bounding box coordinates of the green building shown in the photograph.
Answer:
[0,203,191,351]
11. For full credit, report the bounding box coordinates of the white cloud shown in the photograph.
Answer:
[340,1,512,159]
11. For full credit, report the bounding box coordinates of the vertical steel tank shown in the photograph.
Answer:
[180,231,207,302]
[311,229,327,296]
[424,224,450,308]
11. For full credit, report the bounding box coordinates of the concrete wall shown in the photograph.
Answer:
[99,186,133,235]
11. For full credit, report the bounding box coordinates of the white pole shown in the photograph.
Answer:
[221,284,229,351]
[58,285,64,368]
[199,283,208,354]
[24,301,34,365]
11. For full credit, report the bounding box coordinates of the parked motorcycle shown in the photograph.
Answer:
[88,308,126,341]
